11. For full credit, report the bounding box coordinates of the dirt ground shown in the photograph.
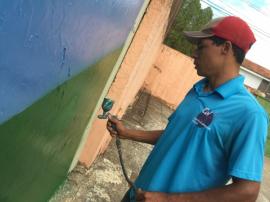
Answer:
[50,92,270,202]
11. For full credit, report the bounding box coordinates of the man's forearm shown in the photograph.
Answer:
[126,129,163,145]
[168,181,260,202]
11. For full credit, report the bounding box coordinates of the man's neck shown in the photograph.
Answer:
[204,72,239,92]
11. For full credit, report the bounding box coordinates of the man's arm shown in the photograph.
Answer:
[137,178,260,202]
[107,115,163,145]
[120,129,164,145]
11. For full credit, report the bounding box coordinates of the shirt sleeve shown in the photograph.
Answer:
[227,111,268,182]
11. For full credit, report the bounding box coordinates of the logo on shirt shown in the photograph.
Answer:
[193,108,214,130]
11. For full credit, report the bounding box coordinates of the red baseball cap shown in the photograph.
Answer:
[183,16,256,53]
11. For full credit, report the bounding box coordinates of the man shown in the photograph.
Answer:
[107,16,268,202]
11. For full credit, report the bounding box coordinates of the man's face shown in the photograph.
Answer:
[192,38,224,78]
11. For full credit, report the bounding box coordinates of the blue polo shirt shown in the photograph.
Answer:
[130,75,268,199]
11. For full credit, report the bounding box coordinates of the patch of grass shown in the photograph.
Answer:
[266,138,270,157]
[257,97,270,157]
[258,96,270,112]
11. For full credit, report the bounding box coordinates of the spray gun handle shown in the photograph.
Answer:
[111,123,117,132]
[108,114,118,133]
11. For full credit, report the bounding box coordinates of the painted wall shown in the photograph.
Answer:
[0,1,144,202]
[143,44,201,107]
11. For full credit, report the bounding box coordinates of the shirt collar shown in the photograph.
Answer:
[194,75,245,99]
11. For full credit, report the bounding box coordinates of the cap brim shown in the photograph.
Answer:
[183,31,214,44]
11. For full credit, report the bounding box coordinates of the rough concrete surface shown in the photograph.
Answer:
[50,92,270,202]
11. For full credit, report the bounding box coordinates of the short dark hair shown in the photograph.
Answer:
[208,36,245,64]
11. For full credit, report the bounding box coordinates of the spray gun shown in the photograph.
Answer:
[98,98,137,196]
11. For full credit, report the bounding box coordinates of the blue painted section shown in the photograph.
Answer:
[0,0,143,124]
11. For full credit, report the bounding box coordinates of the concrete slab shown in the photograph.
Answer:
[50,93,270,202]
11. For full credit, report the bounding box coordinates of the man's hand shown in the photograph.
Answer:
[107,114,128,139]
[107,115,163,144]
[136,189,169,202]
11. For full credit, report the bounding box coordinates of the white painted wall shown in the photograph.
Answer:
[240,68,262,89]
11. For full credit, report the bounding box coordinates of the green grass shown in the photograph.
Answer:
[257,97,270,157]
[266,138,270,158]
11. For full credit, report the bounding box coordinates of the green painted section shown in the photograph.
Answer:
[0,48,122,202]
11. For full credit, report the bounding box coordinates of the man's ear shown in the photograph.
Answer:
[221,41,232,55]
